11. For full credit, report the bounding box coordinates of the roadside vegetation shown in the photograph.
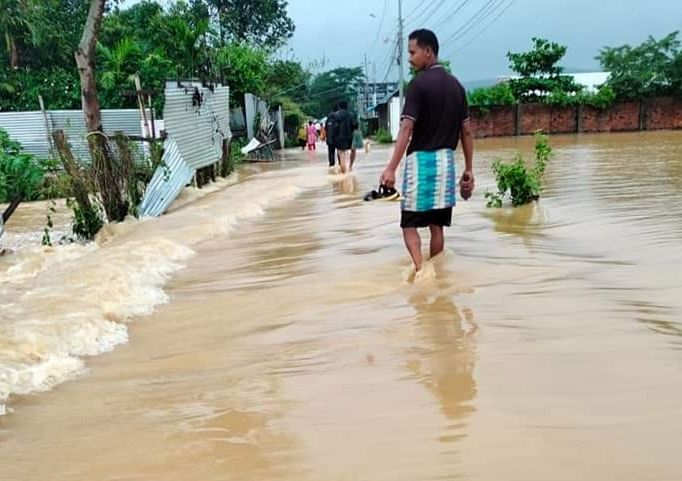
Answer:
[485,131,552,208]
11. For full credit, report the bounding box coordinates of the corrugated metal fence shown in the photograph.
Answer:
[0,109,145,161]
[139,82,231,217]
[0,84,232,219]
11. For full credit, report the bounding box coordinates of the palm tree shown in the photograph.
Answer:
[97,37,142,90]
[0,80,15,94]
[0,0,33,69]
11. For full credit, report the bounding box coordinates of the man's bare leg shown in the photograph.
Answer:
[402,228,423,271]
[428,224,445,258]
[350,148,357,171]
[338,150,347,173]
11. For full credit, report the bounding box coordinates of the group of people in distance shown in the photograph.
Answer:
[296,101,363,174]
[297,120,320,151]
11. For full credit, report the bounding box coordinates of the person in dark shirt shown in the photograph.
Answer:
[334,100,354,173]
[325,105,339,167]
[380,29,475,272]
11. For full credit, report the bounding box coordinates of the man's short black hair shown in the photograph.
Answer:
[339,100,348,110]
[408,29,439,56]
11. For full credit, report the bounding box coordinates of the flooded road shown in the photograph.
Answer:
[1,131,682,480]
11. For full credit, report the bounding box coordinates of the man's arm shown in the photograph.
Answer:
[459,119,475,190]
[379,118,414,187]
[460,119,474,173]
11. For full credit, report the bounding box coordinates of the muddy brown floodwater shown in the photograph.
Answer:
[1,131,681,481]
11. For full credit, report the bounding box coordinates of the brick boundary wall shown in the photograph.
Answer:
[469,97,682,138]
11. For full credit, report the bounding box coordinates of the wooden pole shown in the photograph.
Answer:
[38,95,55,157]
[134,74,151,138]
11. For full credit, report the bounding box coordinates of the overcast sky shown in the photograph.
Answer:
[285,0,682,82]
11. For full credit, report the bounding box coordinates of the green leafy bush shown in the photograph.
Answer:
[0,68,81,111]
[485,132,552,208]
[67,197,104,241]
[230,137,247,164]
[468,83,516,107]
[581,84,616,109]
[0,129,44,204]
[375,128,392,144]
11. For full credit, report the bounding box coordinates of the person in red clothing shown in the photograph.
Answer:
[306,120,317,151]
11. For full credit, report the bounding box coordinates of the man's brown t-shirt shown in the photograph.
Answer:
[401,64,469,156]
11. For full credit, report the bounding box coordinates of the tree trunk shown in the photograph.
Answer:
[75,0,127,221]
[8,35,19,69]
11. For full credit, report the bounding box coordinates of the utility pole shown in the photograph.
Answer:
[364,53,369,119]
[397,0,404,110]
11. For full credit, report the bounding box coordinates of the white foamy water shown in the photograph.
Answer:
[0,163,329,415]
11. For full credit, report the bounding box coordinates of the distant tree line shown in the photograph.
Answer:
[468,32,682,109]
[0,0,365,121]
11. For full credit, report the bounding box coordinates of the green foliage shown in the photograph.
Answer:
[409,60,451,79]
[545,83,616,109]
[597,31,682,99]
[39,155,71,246]
[508,38,566,77]
[485,132,552,208]
[206,0,295,50]
[274,95,308,135]
[0,128,44,203]
[305,67,365,118]
[215,43,270,101]
[0,67,81,111]
[266,59,309,103]
[229,137,247,165]
[507,38,584,103]
[468,83,516,107]
[0,0,34,68]
[67,197,104,241]
[374,128,392,144]
[41,198,56,246]
[27,0,89,69]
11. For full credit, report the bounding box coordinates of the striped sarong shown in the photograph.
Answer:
[401,148,456,212]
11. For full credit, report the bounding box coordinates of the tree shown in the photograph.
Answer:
[76,0,127,222]
[266,59,310,103]
[306,67,365,118]
[215,43,270,103]
[25,0,89,70]
[597,31,681,100]
[507,38,583,103]
[100,0,165,51]
[0,0,33,69]
[206,0,295,49]
[98,38,141,88]
[150,2,211,78]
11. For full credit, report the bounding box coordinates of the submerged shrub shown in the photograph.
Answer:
[375,128,392,144]
[485,132,552,208]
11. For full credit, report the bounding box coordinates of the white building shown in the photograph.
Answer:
[497,71,611,93]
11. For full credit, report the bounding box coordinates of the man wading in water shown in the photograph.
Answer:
[380,29,474,272]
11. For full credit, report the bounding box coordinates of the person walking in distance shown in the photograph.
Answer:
[297,123,307,150]
[350,116,363,171]
[334,101,354,173]
[306,120,317,151]
[379,29,474,272]
[325,105,338,168]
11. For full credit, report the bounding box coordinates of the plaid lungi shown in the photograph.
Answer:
[401,148,457,212]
